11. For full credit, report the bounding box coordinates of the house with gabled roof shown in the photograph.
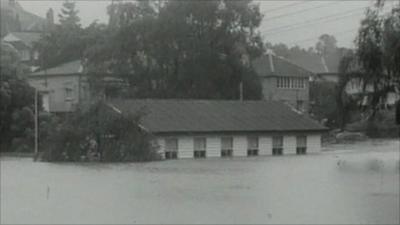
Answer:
[2,31,41,69]
[27,60,90,112]
[108,99,327,159]
[252,50,313,112]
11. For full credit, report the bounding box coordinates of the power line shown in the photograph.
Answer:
[262,1,339,22]
[262,9,365,35]
[286,27,358,46]
[261,1,309,14]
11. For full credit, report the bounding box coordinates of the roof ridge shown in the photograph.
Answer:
[112,98,281,103]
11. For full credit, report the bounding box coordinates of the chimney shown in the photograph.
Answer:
[46,8,54,29]
[266,49,275,73]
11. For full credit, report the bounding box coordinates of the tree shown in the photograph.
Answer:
[353,1,400,119]
[58,1,80,28]
[35,1,85,68]
[86,0,264,100]
[0,42,36,152]
[316,34,337,56]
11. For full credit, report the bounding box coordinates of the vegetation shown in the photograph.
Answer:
[338,1,400,122]
[309,81,338,127]
[85,0,264,100]
[40,101,160,162]
[35,1,105,69]
[0,42,37,152]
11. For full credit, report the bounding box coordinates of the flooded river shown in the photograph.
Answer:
[1,139,399,224]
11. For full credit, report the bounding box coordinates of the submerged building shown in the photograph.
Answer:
[108,99,327,159]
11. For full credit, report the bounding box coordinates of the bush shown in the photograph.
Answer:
[40,101,161,162]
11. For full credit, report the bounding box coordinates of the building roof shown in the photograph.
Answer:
[2,32,41,48]
[252,52,313,78]
[30,60,82,77]
[283,50,347,74]
[108,99,327,134]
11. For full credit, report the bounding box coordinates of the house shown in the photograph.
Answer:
[108,99,327,159]
[27,60,90,113]
[283,50,400,108]
[2,31,41,69]
[252,50,313,112]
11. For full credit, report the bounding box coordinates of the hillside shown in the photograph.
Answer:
[0,0,45,36]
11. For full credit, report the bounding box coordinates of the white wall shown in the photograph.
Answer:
[156,133,322,159]
[259,136,272,156]
[206,137,221,157]
[177,136,194,159]
[283,136,297,155]
[233,136,247,157]
[307,134,322,154]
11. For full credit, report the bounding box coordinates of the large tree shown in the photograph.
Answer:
[0,42,36,152]
[86,0,264,100]
[352,1,400,118]
[35,1,86,69]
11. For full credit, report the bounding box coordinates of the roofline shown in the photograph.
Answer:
[28,73,83,78]
[273,55,316,75]
[258,74,311,78]
[151,129,329,136]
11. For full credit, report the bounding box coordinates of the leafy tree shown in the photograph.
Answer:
[58,1,80,28]
[35,1,86,68]
[86,0,264,100]
[0,42,36,152]
[353,1,400,119]
[316,34,337,56]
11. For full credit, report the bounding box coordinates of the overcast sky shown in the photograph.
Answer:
[19,0,397,49]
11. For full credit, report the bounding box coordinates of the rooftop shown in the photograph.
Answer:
[2,32,42,48]
[30,60,82,77]
[108,99,327,134]
[252,52,313,78]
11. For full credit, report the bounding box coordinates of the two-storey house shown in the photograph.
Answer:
[27,60,90,113]
[252,50,313,112]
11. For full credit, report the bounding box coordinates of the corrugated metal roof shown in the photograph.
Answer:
[30,60,82,76]
[252,53,313,78]
[108,99,327,134]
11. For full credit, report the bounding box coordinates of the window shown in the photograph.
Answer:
[299,78,305,89]
[247,136,259,156]
[221,137,233,157]
[194,137,206,158]
[296,136,307,155]
[165,138,178,159]
[272,136,283,155]
[65,87,73,101]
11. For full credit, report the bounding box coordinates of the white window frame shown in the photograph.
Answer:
[272,136,284,155]
[247,136,259,156]
[165,138,178,159]
[221,137,233,157]
[194,137,206,158]
[296,136,307,155]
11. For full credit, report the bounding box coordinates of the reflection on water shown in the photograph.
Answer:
[1,139,399,224]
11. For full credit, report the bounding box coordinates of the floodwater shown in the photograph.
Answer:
[1,139,399,224]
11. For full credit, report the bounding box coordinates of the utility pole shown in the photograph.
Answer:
[34,89,38,158]
[239,81,243,101]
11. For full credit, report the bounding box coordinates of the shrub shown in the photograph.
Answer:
[40,101,161,162]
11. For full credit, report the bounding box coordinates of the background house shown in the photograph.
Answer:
[252,50,313,112]
[2,31,41,69]
[108,99,327,159]
[27,60,90,113]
